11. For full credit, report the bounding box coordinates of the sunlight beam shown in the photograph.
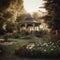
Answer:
[24,0,46,14]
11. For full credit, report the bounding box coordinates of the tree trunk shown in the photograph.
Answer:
[55,30,60,38]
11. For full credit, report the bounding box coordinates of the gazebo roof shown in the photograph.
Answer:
[16,17,41,27]
[25,18,37,23]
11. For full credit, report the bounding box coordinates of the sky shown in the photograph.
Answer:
[24,0,46,14]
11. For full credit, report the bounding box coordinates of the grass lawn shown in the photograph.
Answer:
[0,38,36,60]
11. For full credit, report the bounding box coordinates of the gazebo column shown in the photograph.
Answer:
[38,25,40,31]
[33,23,36,31]
[27,26,30,33]
[19,24,21,33]
[25,23,27,32]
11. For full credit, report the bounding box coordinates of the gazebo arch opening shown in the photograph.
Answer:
[17,17,41,33]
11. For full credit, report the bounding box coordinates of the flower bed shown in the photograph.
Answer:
[15,41,60,57]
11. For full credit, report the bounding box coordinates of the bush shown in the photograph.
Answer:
[34,30,48,37]
[0,46,5,55]
[15,41,60,57]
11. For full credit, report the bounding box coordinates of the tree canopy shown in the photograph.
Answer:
[44,0,60,35]
[0,0,23,35]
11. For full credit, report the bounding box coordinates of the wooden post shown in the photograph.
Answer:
[38,25,40,31]
[25,23,27,32]
[33,23,35,31]
[19,24,21,33]
[32,23,35,35]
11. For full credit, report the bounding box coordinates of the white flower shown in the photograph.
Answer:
[46,44,48,47]
[26,43,35,49]
[51,43,54,45]
[51,48,54,51]
[50,42,52,44]
[53,46,56,48]
[44,49,46,52]
[37,44,40,46]
[42,43,48,47]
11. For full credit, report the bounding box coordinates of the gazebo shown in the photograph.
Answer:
[16,17,41,33]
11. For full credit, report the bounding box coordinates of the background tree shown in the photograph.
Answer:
[0,0,23,35]
[44,0,60,36]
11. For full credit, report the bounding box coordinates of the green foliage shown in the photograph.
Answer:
[15,38,60,57]
[6,22,15,33]
[35,30,48,37]
[0,0,23,35]
[44,0,60,33]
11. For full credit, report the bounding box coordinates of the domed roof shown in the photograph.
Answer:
[25,18,37,23]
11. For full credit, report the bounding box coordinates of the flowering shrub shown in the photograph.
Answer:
[15,40,60,57]
[34,30,48,37]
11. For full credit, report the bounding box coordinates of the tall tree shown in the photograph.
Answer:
[44,0,60,36]
[0,0,23,35]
